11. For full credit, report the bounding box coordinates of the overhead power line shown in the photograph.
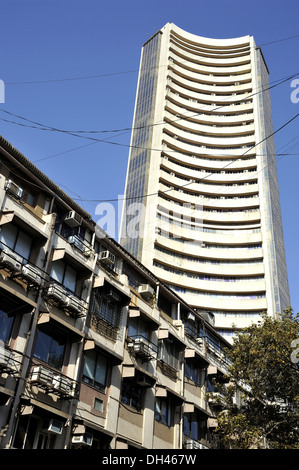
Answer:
[0,71,298,155]
[4,33,299,86]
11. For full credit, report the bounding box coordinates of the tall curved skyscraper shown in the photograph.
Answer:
[120,23,290,341]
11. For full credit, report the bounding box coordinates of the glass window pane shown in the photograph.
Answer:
[50,260,65,284]
[64,264,77,292]
[0,224,17,250]
[15,231,32,261]
[33,331,52,363]
[0,309,14,343]
[83,351,96,381]
[49,337,65,369]
[94,355,107,387]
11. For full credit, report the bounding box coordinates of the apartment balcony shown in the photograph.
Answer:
[167,70,252,96]
[1,180,51,239]
[164,110,255,138]
[0,345,23,376]
[183,437,209,450]
[52,232,95,272]
[155,234,264,261]
[43,281,87,318]
[161,150,257,173]
[169,42,250,67]
[127,335,158,362]
[166,89,253,117]
[28,363,79,399]
[153,248,264,277]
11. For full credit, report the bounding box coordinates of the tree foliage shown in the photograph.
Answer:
[214,308,299,449]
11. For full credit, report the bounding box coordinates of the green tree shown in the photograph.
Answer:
[213,308,299,449]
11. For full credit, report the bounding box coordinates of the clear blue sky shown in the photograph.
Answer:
[0,0,298,312]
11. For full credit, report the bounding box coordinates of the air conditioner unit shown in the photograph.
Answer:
[42,419,64,435]
[98,250,115,265]
[52,374,75,397]
[21,264,43,285]
[46,283,67,304]
[31,365,54,386]
[72,433,93,446]
[68,235,86,254]
[186,312,196,322]
[65,294,85,316]
[138,284,154,299]
[0,249,22,273]
[5,180,23,199]
[64,211,82,227]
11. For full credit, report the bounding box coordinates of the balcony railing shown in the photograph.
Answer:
[0,345,23,375]
[127,335,158,361]
[28,363,79,399]
[0,245,47,288]
[43,281,87,318]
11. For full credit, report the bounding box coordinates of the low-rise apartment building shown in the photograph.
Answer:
[0,135,232,449]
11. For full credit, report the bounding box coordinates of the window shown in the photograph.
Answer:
[50,260,77,293]
[0,309,14,343]
[121,379,143,412]
[91,294,120,328]
[128,316,148,340]
[33,328,66,370]
[82,350,108,392]
[183,411,207,441]
[158,338,182,371]
[0,223,32,261]
[155,397,173,426]
[185,358,205,386]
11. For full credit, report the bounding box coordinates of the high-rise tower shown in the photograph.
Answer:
[120,23,290,341]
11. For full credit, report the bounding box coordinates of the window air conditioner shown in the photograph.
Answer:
[65,294,84,316]
[64,210,82,227]
[186,312,196,322]
[31,365,54,386]
[42,419,64,435]
[0,249,23,273]
[72,433,93,446]
[68,235,86,254]
[98,250,115,265]
[21,264,43,285]
[5,179,23,199]
[52,374,75,397]
[46,283,67,304]
[138,284,154,299]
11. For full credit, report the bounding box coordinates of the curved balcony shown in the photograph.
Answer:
[166,90,253,117]
[168,69,252,95]
[153,248,264,277]
[178,291,267,312]
[167,77,253,106]
[159,182,260,210]
[164,111,255,138]
[162,134,256,160]
[159,170,259,195]
[167,69,252,97]
[156,216,262,244]
[169,61,252,86]
[154,265,266,294]
[169,42,251,67]
[161,153,257,180]
[165,101,254,127]
[163,124,255,150]
[155,233,263,261]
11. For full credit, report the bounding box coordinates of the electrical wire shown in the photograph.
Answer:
[0,71,298,156]
[4,32,299,86]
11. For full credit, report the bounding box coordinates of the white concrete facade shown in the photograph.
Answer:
[120,23,290,341]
